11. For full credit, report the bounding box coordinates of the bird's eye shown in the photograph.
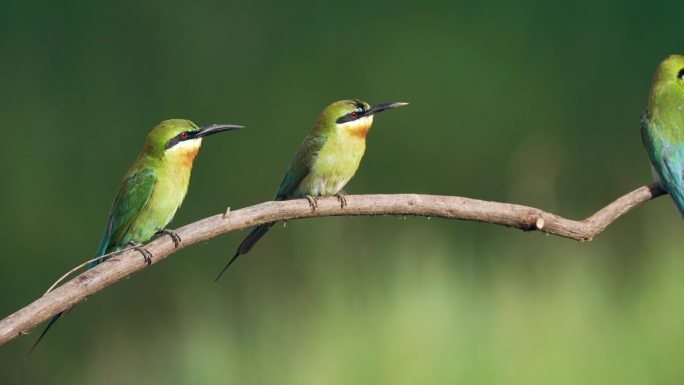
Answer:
[678,68,684,80]
[180,132,189,140]
[350,111,358,118]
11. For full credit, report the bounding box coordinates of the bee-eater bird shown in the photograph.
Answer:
[642,55,684,217]
[30,119,243,354]
[215,99,408,281]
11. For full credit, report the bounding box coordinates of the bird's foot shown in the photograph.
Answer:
[334,192,347,209]
[128,241,153,265]
[305,195,319,212]
[157,229,181,248]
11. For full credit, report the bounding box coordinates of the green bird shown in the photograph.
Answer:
[30,119,242,353]
[642,55,684,217]
[215,99,408,281]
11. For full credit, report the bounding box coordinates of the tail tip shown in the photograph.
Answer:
[214,251,241,282]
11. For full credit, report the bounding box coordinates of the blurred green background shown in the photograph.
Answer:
[2,0,684,383]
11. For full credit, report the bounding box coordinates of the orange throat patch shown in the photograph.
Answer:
[349,125,370,139]
[342,116,373,139]
[166,139,201,166]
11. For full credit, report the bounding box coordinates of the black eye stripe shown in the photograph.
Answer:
[678,68,684,80]
[336,108,365,124]
[165,130,197,149]
[165,137,180,149]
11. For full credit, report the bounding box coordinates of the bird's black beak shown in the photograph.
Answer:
[364,102,409,116]
[196,124,244,138]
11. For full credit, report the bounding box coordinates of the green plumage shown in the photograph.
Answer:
[275,136,328,200]
[91,120,202,261]
[217,99,407,280]
[31,119,241,353]
[94,169,156,257]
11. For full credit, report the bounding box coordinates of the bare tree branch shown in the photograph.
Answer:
[0,183,666,348]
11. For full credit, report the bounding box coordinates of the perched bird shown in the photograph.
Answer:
[642,55,684,216]
[30,119,243,353]
[216,99,408,281]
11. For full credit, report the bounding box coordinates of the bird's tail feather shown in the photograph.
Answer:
[30,245,106,354]
[215,222,275,282]
[27,312,63,357]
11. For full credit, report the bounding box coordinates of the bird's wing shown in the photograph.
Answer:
[93,168,157,261]
[274,135,327,200]
[642,112,684,216]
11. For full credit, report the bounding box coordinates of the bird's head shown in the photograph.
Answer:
[145,119,243,161]
[313,99,408,138]
[649,55,684,108]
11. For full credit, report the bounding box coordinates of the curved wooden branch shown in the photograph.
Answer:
[0,184,666,347]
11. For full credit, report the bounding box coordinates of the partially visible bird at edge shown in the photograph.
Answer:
[641,55,684,219]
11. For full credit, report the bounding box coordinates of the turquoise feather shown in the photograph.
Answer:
[642,55,684,217]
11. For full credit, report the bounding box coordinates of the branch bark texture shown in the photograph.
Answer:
[0,184,666,347]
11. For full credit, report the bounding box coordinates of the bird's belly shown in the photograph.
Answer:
[302,174,352,196]
[123,174,189,245]
[298,148,363,196]
[123,201,182,246]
